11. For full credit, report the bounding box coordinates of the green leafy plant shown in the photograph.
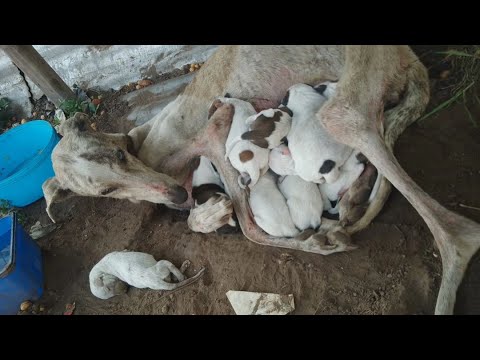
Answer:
[59,98,99,118]
[0,200,27,225]
[420,46,480,127]
[0,199,10,217]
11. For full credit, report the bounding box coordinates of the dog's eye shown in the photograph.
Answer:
[116,149,126,161]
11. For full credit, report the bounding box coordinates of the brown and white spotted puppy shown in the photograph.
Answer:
[319,151,366,214]
[191,155,236,229]
[285,83,354,184]
[222,97,270,189]
[241,106,293,149]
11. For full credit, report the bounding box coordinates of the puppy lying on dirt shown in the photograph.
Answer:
[89,250,205,300]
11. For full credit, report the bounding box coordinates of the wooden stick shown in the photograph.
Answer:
[0,45,75,107]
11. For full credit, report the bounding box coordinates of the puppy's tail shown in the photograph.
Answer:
[162,267,206,293]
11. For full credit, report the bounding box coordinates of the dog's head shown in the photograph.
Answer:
[43,113,188,222]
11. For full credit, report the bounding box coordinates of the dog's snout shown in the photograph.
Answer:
[168,185,188,204]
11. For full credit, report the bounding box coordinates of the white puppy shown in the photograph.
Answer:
[269,144,296,176]
[241,107,292,149]
[319,151,366,214]
[89,251,205,300]
[284,83,354,184]
[249,171,299,237]
[221,97,270,189]
[277,175,324,231]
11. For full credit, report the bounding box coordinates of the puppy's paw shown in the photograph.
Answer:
[187,193,234,233]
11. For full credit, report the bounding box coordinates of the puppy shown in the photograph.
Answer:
[277,175,324,231]
[89,251,205,300]
[319,151,366,214]
[249,171,299,237]
[220,97,270,188]
[284,83,354,184]
[191,156,236,228]
[241,106,293,149]
[269,144,296,176]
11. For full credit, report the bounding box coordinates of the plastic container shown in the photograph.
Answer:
[0,213,44,315]
[0,120,60,207]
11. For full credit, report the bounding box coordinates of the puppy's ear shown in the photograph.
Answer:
[58,112,90,136]
[42,177,76,223]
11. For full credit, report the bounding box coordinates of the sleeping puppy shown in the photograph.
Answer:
[277,175,324,231]
[249,171,299,237]
[284,83,354,184]
[269,144,296,176]
[241,106,293,149]
[318,151,366,214]
[220,97,270,189]
[89,251,205,300]
[191,155,236,228]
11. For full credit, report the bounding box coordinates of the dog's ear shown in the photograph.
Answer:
[58,112,90,137]
[42,177,76,223]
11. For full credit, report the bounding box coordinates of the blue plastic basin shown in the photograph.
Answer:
[0,213,44,315]
[0,121,60,207]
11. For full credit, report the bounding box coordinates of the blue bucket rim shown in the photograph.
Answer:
[0,213,16,278]
[0,120,58,189]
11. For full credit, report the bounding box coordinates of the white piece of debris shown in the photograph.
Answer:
[54,109,66,124]
[226,290,295,315]
[29,221,58,240]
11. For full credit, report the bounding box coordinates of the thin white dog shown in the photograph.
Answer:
[89,251,205,300]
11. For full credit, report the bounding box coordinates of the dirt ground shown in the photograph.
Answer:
[20,47,480,315]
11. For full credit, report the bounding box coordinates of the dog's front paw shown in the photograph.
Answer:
[187,193,234,233]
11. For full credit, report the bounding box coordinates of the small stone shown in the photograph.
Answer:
[32,112,37,117]
[40,115,45,120]
[379,291,385,296]
[440,70,450,79]
[137,79,153,87]
[39,305,45,312]
[161,304,169,314]
[20,119,27,124]
[135,84,143,90]
[387,274,392,278]
[90,122,97,131]
[20,300,32,311]
[100,110,106,116]
[353,293,357,297]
